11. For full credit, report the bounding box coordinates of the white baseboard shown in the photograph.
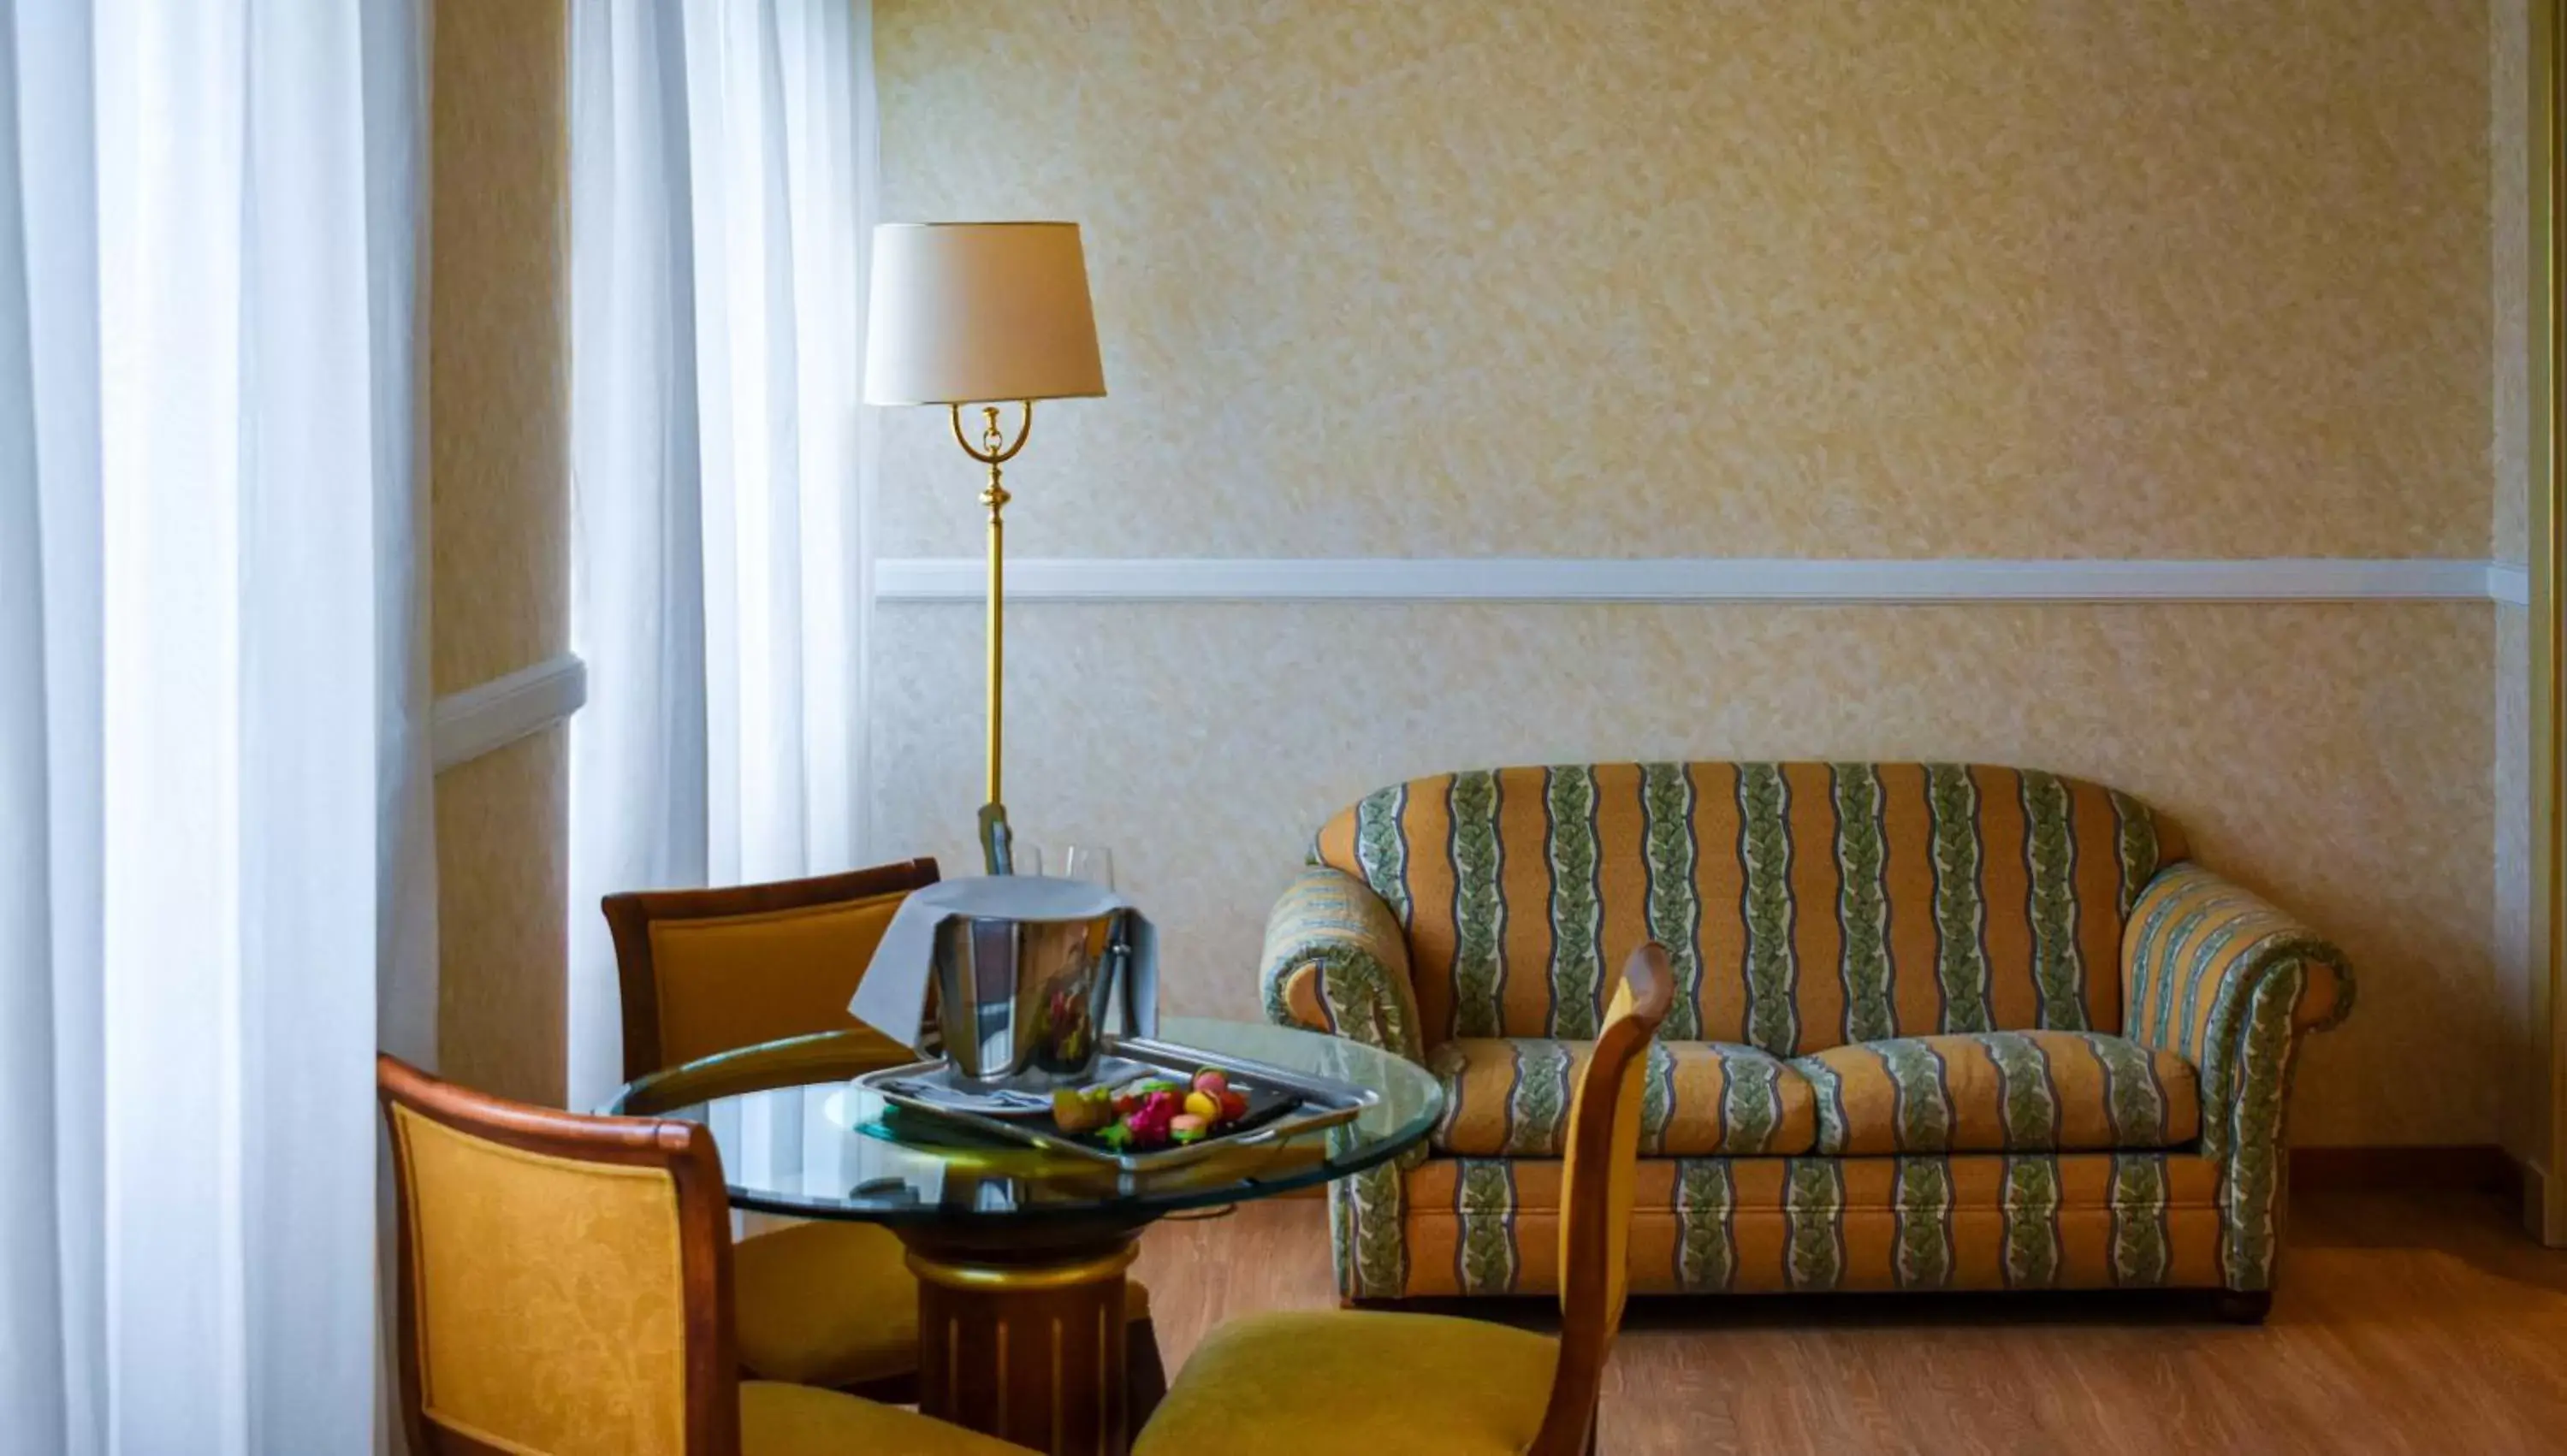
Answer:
[431,652,587,772]
[875,556,2514,606]
[2528,1158,2567,1248]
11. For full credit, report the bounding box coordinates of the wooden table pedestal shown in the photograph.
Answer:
[902,1225,1141,1456]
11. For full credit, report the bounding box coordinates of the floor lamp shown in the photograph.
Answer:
[863,222,1106,873]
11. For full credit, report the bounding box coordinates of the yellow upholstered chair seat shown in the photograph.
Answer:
[740,1381,1029,1454]
[734,1221,1154,1388]
[733,1222,918,1388]
[1130,1310,1557,1456]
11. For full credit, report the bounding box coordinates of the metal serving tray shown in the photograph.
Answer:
[855,1035,1377,1174]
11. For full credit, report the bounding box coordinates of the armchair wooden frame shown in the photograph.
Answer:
[1136,944,1671,1455]
[602,856,941,1084]
[597,856,1174,1424]
[378,1053,748,1456]
[1532,941,1675,1455]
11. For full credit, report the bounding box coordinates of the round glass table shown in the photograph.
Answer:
[604,1015,1442,1454]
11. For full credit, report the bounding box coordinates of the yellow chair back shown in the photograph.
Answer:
[1535,943,1673,1454]
[603,858,939,1081]
[379,1054,741,1456]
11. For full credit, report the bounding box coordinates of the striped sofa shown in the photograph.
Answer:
[1258,764,2353,1315]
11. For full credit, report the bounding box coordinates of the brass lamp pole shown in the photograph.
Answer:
[864,222,1106,874]
[957,400,1033,868]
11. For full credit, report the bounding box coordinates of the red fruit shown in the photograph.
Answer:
[1123,1092,1179,1145]
[1218,1089,1249,1122]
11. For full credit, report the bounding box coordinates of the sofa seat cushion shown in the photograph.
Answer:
[1793,1031,2199,1156]
[1428,1038,1816,1157]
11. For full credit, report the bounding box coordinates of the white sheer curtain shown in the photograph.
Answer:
[0,1,431,1450]
[568,0,880,1111]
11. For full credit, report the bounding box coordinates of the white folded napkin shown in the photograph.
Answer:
[848,874,1159,1053]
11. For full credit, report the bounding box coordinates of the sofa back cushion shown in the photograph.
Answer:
[1311,763,2185,1056]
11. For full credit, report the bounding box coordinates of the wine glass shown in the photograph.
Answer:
[1058,844,1114,891]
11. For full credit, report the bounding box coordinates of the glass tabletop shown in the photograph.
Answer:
[602,1016,1443,1228]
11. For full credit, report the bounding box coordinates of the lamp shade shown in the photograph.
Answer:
[863,222,1106,405]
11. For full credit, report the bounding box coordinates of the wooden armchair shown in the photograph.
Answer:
[1134,943,1675,1456]
[602,859,1166,1415]
[377,1053,1023,1454]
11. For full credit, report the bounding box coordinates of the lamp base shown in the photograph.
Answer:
[979,801,1017,875]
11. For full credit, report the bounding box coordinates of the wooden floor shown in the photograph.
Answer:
[1130,1189,2567,1453]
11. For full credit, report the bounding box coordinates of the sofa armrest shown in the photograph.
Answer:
[1259,867,1426,1064]
[1262,867,1428,1299]
[2123,862,2354,1292]
[2122,862,2352,1158]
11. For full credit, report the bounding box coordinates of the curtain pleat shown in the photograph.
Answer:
[0,3,83,1450]
[15,3,106,1438]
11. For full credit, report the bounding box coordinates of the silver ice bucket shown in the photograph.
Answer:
[931,896,1135,1086]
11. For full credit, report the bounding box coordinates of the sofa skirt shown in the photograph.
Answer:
[1383,1152,2233,1299]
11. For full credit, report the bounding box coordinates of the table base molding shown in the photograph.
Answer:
[904,1233,1139,1455]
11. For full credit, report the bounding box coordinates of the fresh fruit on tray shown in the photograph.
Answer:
[1060,1067,1258,1150]
[1050,1085,1115,1133]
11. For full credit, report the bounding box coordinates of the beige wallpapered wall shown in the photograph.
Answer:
[2497,0,2534,571]
[2491,0,2537,1161]
[878,0,2488,559]
[874,0,2507,1146]
[429,0,571,1106]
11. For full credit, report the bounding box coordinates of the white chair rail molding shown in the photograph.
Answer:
[874,555,2530,606]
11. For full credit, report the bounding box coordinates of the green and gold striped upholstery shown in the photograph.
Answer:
[1795,1031,2199,1155]
[1401,1152,2225,1298]
[2125,861,2352,1125]
[1272,763,2352,1303]
[1429,1039,1816,1157]
[1311,764,2185,1055]
[2120,861,2352,1288]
